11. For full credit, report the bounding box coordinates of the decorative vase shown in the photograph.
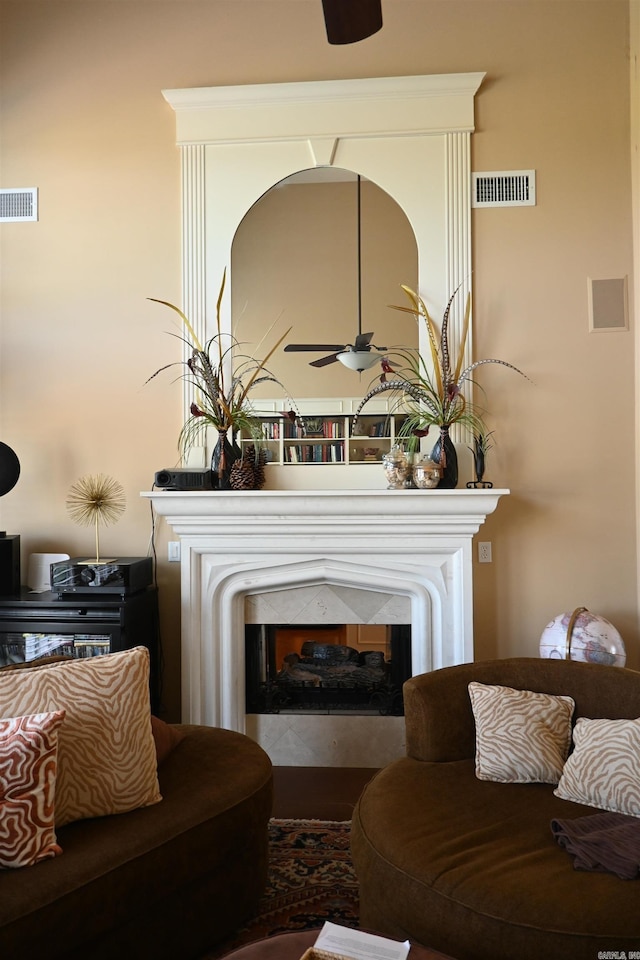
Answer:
[211,429,239,490]
[466,433,494,489]
[474,446,485,483]
[430,426,458,489]
[466,452,493,488]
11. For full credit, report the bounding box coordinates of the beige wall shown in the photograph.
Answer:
[0,0,636,721]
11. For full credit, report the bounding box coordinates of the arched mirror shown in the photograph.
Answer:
[231,168,418,400]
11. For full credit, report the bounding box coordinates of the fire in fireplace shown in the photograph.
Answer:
[245,623,411,716]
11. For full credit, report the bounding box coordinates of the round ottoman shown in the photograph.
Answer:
[222,929,455,959]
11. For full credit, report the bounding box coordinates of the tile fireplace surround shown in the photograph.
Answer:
[144,488,507,766]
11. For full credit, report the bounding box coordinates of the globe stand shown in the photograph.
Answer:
[565,606,588,660]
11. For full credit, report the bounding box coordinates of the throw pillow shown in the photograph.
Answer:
[0,646,161,826]
[468,681,575,784]
[151,715,186,766]
[554,717,640,817]
[0,710,65,868]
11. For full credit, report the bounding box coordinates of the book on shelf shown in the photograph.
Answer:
[285,442,344,464]
[259,420,280,440]
[283,416,344,440]
[323,419,343,438]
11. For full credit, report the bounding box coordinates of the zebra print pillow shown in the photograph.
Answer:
[0,710,65,868]
[468,682,575,784]
[0,647,161,826]
[554,717,640,817]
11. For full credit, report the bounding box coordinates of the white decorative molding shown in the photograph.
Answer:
[445,130,473,441]
[162,73,485,472]
[181,144,206,419]
[142,488,507,736]
[308,138,338,166]
[162,73,486,144]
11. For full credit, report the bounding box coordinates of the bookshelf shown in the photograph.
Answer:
[240,399,409,468]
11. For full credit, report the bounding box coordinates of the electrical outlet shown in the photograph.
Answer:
[168,541,181,562]
[478,541,492,563]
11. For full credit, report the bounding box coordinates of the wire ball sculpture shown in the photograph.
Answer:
[66,474,126,564]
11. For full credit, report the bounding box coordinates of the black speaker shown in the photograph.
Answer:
[0,534,20,596]
[0,443,20,496]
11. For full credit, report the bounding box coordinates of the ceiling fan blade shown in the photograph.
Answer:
[284,343,347,353]
[321,0,383,45]
[354,332,374,350]
[309,353,341,368]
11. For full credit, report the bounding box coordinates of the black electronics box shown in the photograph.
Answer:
[155,468,214,491]
[0,534,20,596]
[50,556,153,597]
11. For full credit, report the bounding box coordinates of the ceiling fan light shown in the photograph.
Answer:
[337,350,382,372]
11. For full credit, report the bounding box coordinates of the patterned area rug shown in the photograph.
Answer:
[204,818,359,958]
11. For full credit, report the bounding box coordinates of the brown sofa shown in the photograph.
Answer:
[351,657,640,960]
[0,723,273,960]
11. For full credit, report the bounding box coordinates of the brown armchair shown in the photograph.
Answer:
[351,657,640,960]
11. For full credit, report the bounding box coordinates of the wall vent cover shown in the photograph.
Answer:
[0,188,38,222]
[472,171,536,208]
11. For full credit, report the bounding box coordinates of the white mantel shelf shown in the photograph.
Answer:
[141,488,508,733]
[143,488,508,539]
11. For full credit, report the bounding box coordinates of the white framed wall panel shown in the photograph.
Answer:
[163,72,485,453]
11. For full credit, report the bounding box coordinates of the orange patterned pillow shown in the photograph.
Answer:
[0,646,161,826]
[0,710,65,868]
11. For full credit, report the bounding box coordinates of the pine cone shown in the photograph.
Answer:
[229,458,256,490]
[244,445,267,490]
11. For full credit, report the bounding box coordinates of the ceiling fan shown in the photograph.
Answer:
[284,175,388,373]
[321,0,383,45]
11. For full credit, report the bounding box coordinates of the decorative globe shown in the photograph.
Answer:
[539,608,626,667]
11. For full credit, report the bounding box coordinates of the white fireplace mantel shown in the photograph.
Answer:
[143,488,507,734]
[146,488,505,535]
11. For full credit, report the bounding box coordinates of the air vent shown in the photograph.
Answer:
[472,171,535,208]
[0,188,38,222]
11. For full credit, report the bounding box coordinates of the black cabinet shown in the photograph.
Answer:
[0,587,160,708]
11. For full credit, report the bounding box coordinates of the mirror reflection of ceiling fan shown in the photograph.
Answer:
[284,174,388,373]
[321,0,383,45]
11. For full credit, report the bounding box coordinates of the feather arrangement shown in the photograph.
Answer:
[147,270,296,461]
[353,284,529,451]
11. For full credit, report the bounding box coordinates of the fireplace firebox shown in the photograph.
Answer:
[245,623,411,716]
